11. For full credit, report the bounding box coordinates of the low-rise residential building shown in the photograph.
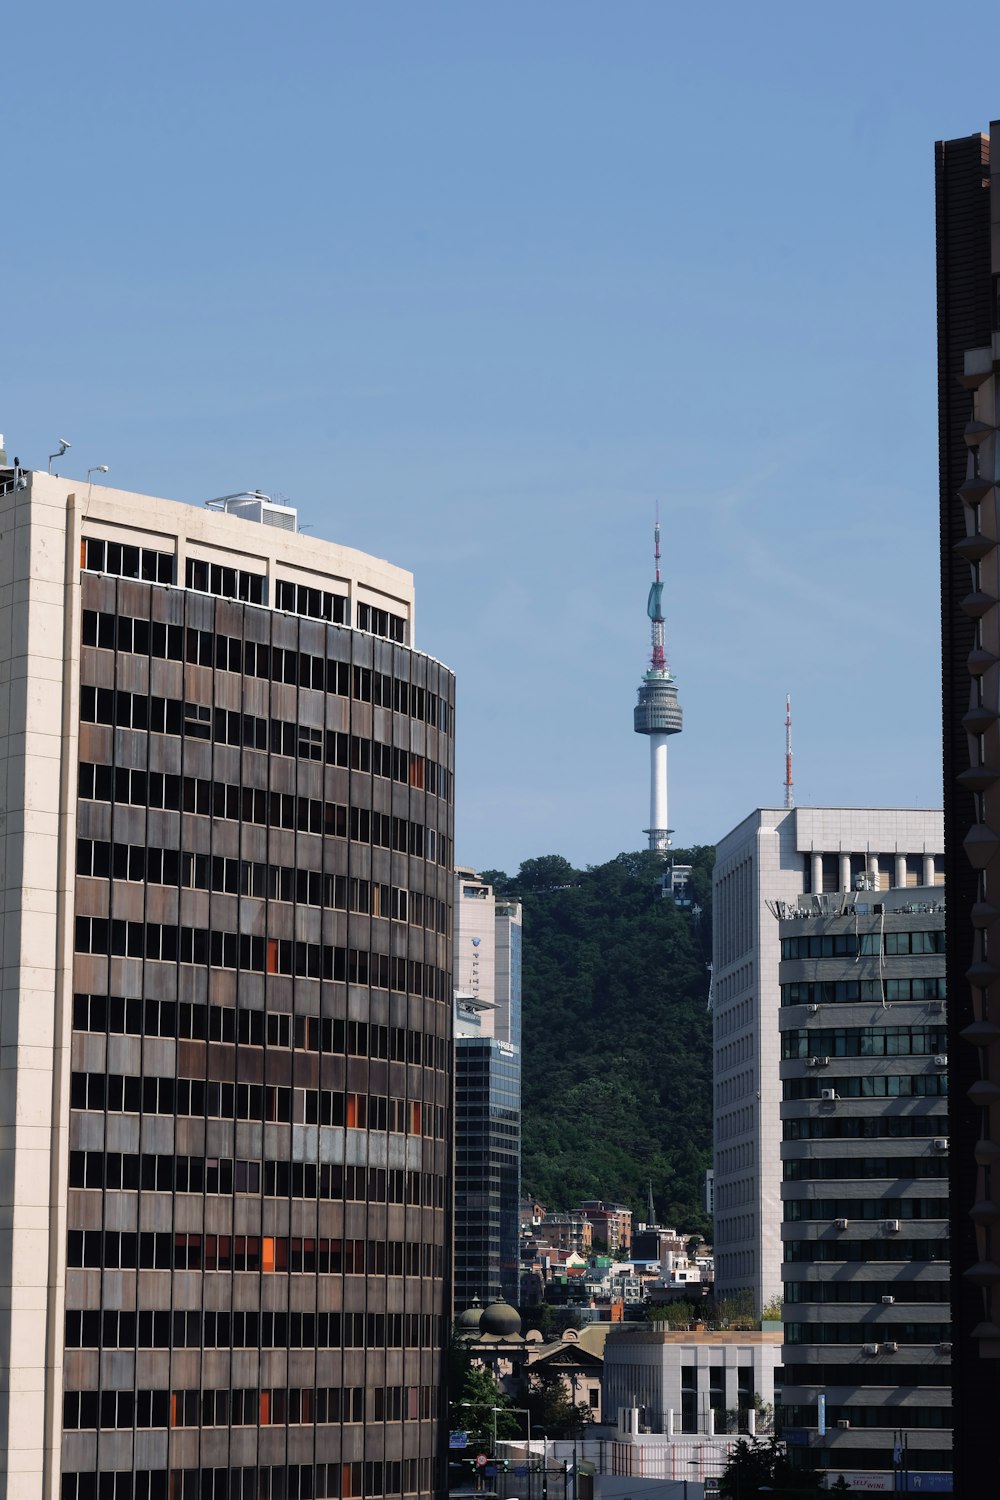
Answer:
[580,1201,633,1256]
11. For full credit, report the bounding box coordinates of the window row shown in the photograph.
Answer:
[784,1074,948,1100]
[780,1403,949,1430]
[356,601,407,644]
[67,1228,442,1276]
[783,1238,948,1264]
[70,1072,444,1137]
[68,1151,445,1208]
[64,1382,435,1433]
[81,538,175,584]
[781,931,945,960]
[784,1115,946,1140]
[72,994,448,1070]
[79,688,451,799]
[185,558,268,603]
[275,579,347,626]
[781,1362,950,1387]
[63,1459,437,1500]
[781,1026,948,1060]
[783,1279,948,1304]
[63,1308,444,1351]
[76,840,447,933]
[781,978,947,1006]
[73,917,450,999]
[783,1156,948,1181]
[76,762,450,866]
[784,1198,946,1222]
[82,609,451,732]
[784,1321,951,1346]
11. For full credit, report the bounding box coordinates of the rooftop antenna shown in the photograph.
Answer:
[48,438,71,474]
[784,694,794,810]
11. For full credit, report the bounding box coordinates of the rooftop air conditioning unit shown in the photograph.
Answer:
[881,1295,895,1305]
[932,1139,948,1152]
[881,1341,899,1354]
[837,1419,851,1429]
[820,1089,837,1101]
[207,491,299,532]
[862,1343,880,1356]
[934,1055,948,1067]
[883,1219,900,1233]
[834,1218,849,1231]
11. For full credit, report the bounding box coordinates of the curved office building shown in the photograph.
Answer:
[0,468,454,1500]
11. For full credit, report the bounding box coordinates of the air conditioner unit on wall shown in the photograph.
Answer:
[932,1139,948,1152]
[820,1088,837,1101]
[881,1295,895,1305]
[881,1342,899,1354]
[834,1218,849,1230]
[883,1219,900,1233]
[934,1055,948,1067]
[837,1419,851,1429]
[862,1343,880,1356]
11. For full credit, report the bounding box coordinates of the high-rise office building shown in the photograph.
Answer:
[0,466,455,1500]
[935,122,1000,1495]
[712,808,943,1314]
[776,884,950,1487]
[452,869,522,1308]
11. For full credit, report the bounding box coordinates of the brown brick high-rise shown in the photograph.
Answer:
[0,470,454,1500]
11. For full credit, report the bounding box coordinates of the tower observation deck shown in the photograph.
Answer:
[633,520,682,850]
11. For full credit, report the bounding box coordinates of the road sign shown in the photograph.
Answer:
[449,1432,469,1449]
[476,1454,488,1468]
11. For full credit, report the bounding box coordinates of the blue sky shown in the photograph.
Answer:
[4,2,996,872]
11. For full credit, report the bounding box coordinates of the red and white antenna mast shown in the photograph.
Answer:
[784,694,794,810]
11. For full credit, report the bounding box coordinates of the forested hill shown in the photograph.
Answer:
[482,848,715,1236]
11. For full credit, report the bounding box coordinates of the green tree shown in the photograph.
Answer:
[647,1300,695,1328]
[446,1336,520,1449]
[523,1368,593,1440]
[719,1437,823,1498]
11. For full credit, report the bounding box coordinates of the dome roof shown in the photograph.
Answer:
[456,1300,484,1334]
[480,1299,522,1338]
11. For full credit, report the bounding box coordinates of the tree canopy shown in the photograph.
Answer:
[492,847,715,1230]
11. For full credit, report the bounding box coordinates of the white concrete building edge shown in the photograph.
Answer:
[711,807,944,1313]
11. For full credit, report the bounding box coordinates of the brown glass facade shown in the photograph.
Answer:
[61,556,454,1500]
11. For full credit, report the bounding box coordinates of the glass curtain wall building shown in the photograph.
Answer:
[452,871,522,1309]
[0,468,455,1500]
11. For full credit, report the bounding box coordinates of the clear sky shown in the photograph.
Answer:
[4,2,998,872]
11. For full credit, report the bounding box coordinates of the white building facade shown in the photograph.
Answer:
[711,808,943,1312]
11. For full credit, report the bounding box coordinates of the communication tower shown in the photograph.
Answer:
[633,519,683,850]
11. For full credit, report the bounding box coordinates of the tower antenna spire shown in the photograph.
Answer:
[784,694,794,810]
[634,513,682,851]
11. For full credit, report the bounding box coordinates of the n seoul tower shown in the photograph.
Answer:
[633,519,683,850]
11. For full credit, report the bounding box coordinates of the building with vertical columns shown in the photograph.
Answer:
[935,123,1000,1497]
[777,885,950,1488]
[0,463,455,1500]
[452,869,522,1309]
[712,808,943,1315]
